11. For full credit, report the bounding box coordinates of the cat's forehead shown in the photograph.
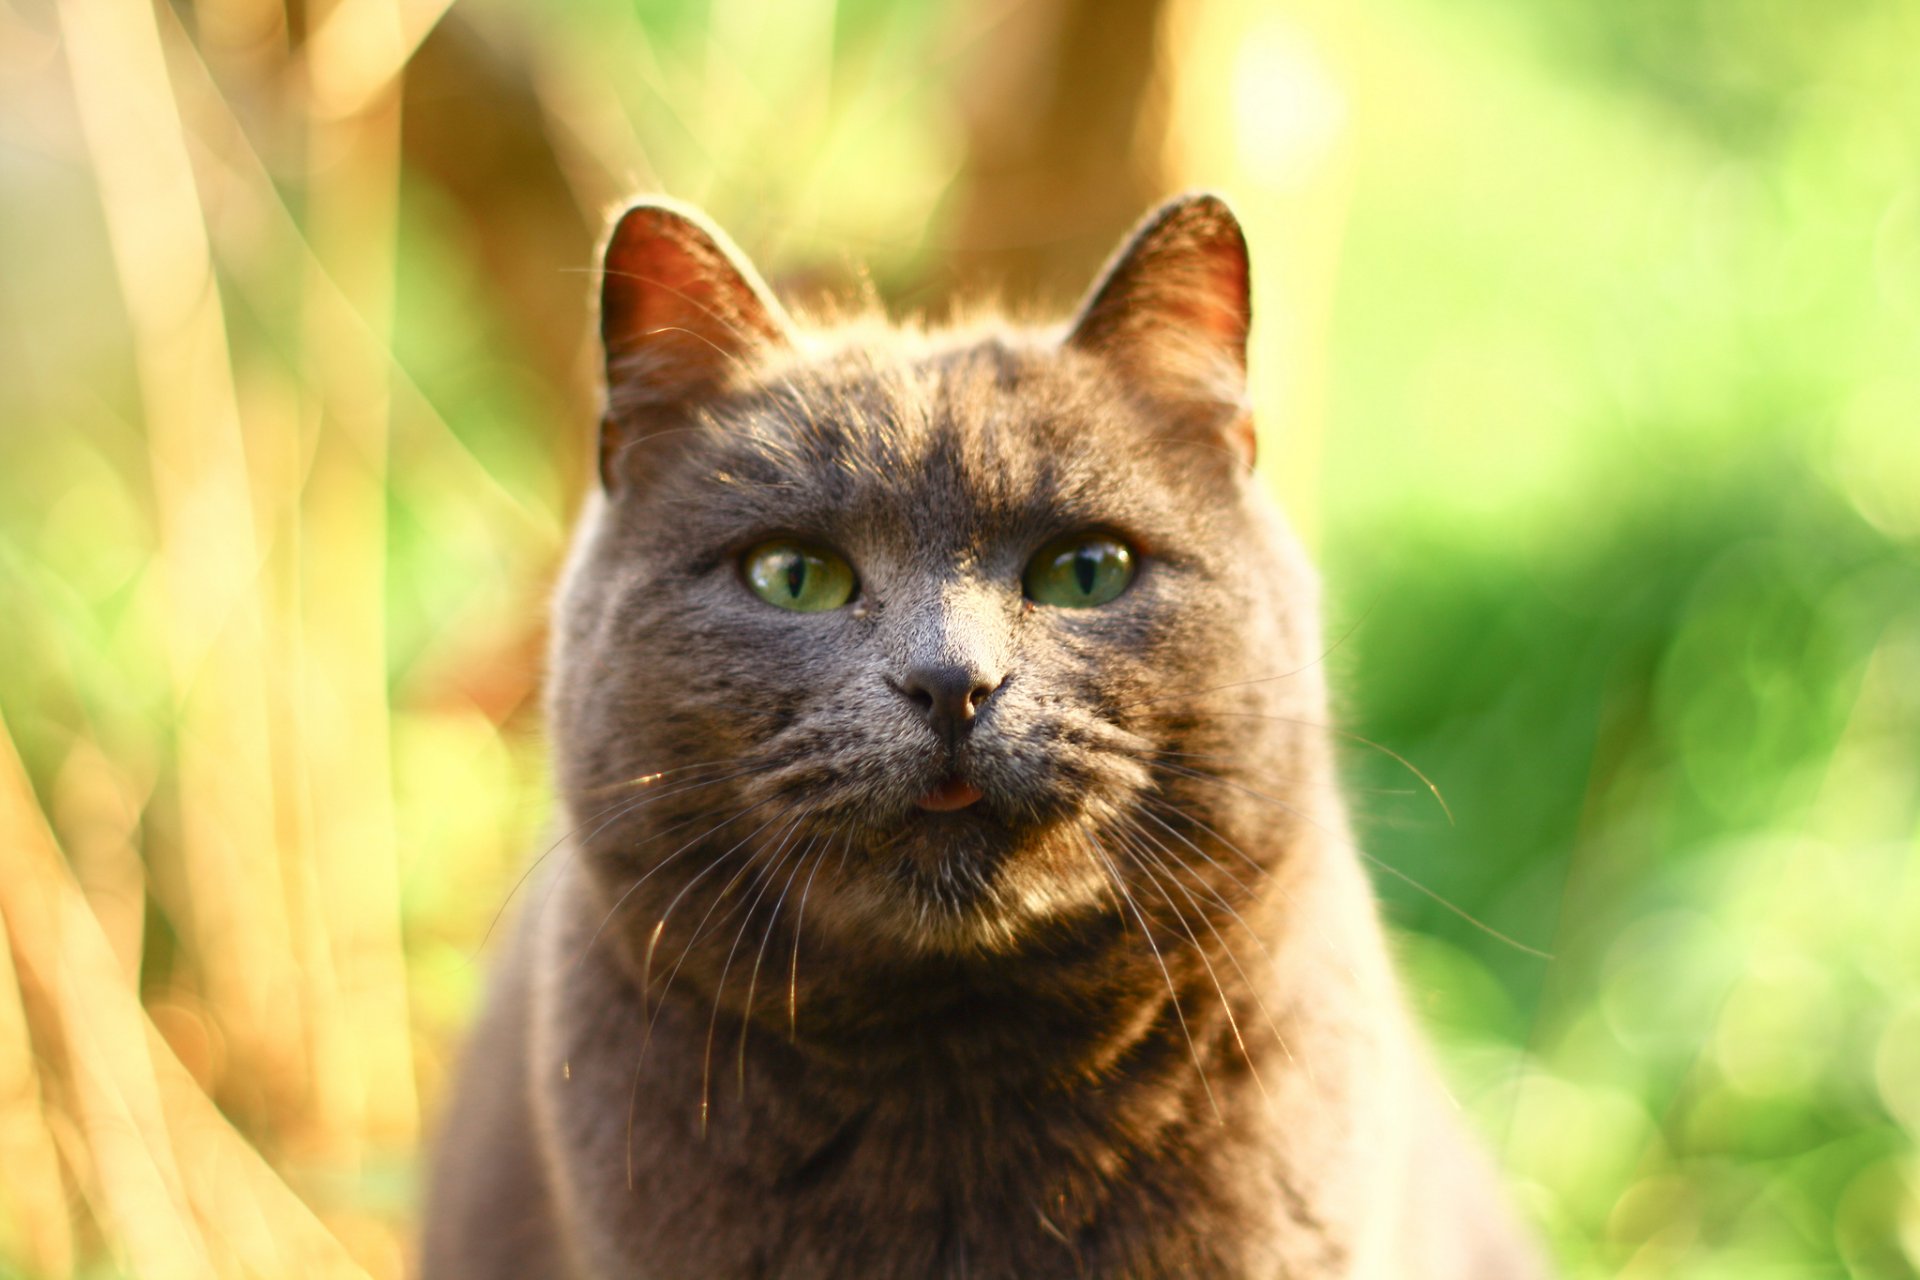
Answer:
[772,338,1106,462]
[679,336,1200,550]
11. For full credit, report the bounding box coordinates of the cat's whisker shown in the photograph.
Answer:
[1154,749,1427,805]
[1128,802,1288,967]
[699,817,812,1134]
[624,807,801,1178]
[1104,825,1271,1101]
[1073,827,1221,1125]
[1146,761,1549,960]
[1143,759,1324,833]
[617,830,763,1188]
[1141,792,1367,998]
[1108,615,1368,714]
[1152,760,1374,985]
[1354,855,1553,960]
[580,756,767,799]
[636,807,795,1022]
[1077,825,1132,926]
[573,790,789,977]
[736,831,825,1095]
[1113,812,1300,1079]
[1129,788,1266,889]
[786,831,836,1042]
[1155,717,1455,825]
[562,761,776,857]
[570,765,786,877]
[1116,809,1256,935]
[477,759,780,955]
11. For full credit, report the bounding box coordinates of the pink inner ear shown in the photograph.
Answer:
[605,232,728,358]
[1066,196,1255,466]
[1136,213,1250,364]
[599,206,790,403]
[1156,246,1248,355]
[1069,196,1251,373]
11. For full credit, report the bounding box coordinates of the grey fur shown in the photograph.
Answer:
[420,194,1548,1279]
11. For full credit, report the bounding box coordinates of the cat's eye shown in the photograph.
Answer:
[742,540,857,612]
[1023,533,1137,608]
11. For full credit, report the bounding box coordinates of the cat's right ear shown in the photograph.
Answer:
[597,199,794,489]
[1065,193,1255,467]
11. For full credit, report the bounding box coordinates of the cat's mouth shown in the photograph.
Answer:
[914,775,984,812]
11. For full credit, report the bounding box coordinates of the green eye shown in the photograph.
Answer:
[1024,533,1137,608]
[743,540,857,612]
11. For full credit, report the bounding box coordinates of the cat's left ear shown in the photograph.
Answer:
[1065,193,1254,467]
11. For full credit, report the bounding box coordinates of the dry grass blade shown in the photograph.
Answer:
[295,6,420,1152]
[1,714,374,1279]
[0,908,73,1277]
[59,0,310,1135]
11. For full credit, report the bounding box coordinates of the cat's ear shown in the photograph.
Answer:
[1066,193,1254,466]
[597,199,794,486]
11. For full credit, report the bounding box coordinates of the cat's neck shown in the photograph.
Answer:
[530,835,1409,1277]
[554,809,1393,1105]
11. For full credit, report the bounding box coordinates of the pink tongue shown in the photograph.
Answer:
[915,778,984,812]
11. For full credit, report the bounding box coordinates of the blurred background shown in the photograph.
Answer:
[1,0,1916,1275]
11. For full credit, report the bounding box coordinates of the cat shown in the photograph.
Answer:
[419,192,1548,1279]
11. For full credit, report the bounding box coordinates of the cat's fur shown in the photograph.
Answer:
[420,194,1546,1278]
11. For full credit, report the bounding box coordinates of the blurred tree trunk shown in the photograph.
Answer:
[402,18,598,472]
[943,0,1171,311]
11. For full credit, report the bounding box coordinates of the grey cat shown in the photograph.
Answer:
[419,193,1548,1278]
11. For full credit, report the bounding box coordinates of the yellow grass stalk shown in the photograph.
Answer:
[0,908,74,1277]
[307,0,459,121]
[292,0,421,1153]
[2,714,376,1279]
[55,742,152,991]
[57,0,309,1113]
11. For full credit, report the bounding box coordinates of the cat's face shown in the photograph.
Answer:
[550,197,1327,963]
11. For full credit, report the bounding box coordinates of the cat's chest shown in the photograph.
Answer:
[536,978,1346,1280]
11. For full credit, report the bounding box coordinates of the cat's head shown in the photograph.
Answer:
[550,194,1332,967]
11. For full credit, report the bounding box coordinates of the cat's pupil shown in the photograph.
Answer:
[1074,548,1098,595]
[785,558,805,599]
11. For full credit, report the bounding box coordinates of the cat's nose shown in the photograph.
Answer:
[895,663,1003,741]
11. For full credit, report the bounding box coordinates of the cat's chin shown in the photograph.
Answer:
[890,805,1011,877]
[820,812,1114,957]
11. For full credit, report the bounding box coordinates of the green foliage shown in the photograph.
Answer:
[1323,0,1920,1272]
